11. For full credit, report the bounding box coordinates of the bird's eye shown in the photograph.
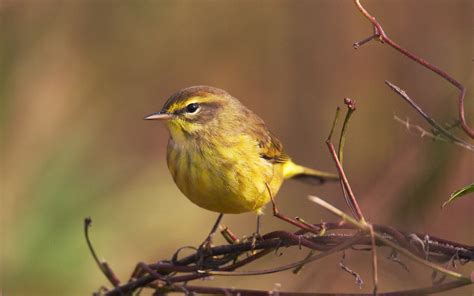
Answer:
[185,103,199,113]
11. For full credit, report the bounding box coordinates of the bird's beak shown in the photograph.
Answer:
[144,111,173,121]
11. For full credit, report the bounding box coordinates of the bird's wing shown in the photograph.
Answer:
[254,124,289,164]
[239,106,289,164]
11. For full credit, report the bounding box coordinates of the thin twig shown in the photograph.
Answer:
[338,98,357,164]
[339,252,364,288]
[336,99,360,220]
[353,0,473,138]
[385,81,474,151]
[394,115,442,140]
[292,250,315,274]
[327,104,365,221]
[308,196,471,283]
[266,182,323,235]
[326,140,365,222]
[84,217,121,288]
[206,235,362,277]
[393,115,474,151]
[328,106,341,142]
[154,279,472,296]
[369,224,378,295]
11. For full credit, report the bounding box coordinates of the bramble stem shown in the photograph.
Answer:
[308,196,471,282]
[354,0,473,138]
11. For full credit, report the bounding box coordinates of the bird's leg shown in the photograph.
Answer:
[199,213,224,249]
[265,183,321,235]
[249,214,263,251]
[255,214,261,237]
[195,213,224,268]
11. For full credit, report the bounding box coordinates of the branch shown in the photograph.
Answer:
[327,99,365,222]
[308,196,471,283]
[386,81,474,151]
[84,218,121,287]
[96,222,473,295]
[353,0,473,139]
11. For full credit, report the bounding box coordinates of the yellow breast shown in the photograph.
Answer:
[166,134,285,214]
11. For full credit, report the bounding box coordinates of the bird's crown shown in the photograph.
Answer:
[161,86,230,115]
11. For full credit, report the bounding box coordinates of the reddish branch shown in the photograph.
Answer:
[385,81,474,151]
[353,0,473,139]
[86,219,473,296]
[327,98,365,222]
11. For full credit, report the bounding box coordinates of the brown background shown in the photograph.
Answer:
[2,0,473,295]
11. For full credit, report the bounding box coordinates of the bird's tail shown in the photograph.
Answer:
[283,160,339,184]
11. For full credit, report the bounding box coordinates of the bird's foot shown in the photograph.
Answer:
[250,232,263,253]
[195,233,223,270]
[240,232,262,254]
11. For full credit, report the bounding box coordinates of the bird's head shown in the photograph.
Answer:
[145,86,241,142]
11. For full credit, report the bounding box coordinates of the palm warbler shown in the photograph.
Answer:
[145,86,337,217]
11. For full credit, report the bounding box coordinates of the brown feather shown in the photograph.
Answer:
[244,112,289,164]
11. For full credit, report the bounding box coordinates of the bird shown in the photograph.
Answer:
[145,86,337,242]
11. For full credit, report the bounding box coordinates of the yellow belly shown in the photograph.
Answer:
[166,136,285,214]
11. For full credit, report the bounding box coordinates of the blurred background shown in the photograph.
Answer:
[1,0,472,295]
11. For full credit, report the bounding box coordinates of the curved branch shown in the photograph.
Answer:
[354,0,473,138]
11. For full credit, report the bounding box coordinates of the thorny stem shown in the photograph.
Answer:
[386,81,474,151]
[394,114,473,150]
[308,196,471,283]
[100,222,473,295]
[206,235,363,277]
[354,0,473,139]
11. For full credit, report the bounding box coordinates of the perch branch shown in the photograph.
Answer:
[98,221,473,295]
